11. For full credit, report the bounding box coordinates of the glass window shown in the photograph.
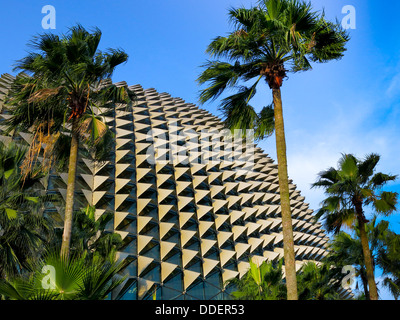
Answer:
[161,286,181,300]
[142,262,161,283]
[204,282,220,300]
[163,271,183,292]
[186,280,204,300]
[118,279,138,300]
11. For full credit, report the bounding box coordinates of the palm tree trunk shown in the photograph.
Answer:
[272,87,298,300]
[360,268,370,300]
[60,120,79,258]
[357,215,378,300]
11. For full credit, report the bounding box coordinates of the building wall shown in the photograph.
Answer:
[0,73,331,300]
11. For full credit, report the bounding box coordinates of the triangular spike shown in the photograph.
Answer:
[115,163,131,177]
[116,127,133,138]
[217,231,233,247]
[183,270,201,290]
[202,258,219,277]
[114,230,129,241]
[229,210,245,224]
[215,214,230,229]
[245,222,262,236]
[137,198,153,214]
[115,194,130,210]
[137,183,154,197]
[226,195,241,208]
[179,212,194,228]
[114,211,130,228]
[174,167,190,179]
[220,249,236,267]
[161,262,178,282]
[182,249,198,268]
[196,205,214,220]
[137,168,153,181]
[177,196,193,211]
[92,176,109,190]
[159,222,175,239]
[115,178,131,193]
[80,174,94,189]
[212,199,227,212]
[235,243,251,259]
[137,216,153,233]
[221,269,239,285]
[160,241,176,260]
[158,204,175,220]
[200,239,217,256]
[181,230,197,247]
[192,175,208,188]
[115,150,130,162]
[157,174,173,186]
[82,190,107,206]
[198,221,214,237]
[209,185,225,198]
[237,261,250,278]
[194,189,210,203]
[232,225,247,241]
[248,237,264,252]
[176,181,192,194]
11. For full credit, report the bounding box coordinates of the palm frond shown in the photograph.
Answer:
[374,191,398,216]
[369,172,398,189]
[337,153,359,180]
[255,104,275,140]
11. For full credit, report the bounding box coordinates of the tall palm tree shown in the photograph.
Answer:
[4,25,134,259]
[197,0,349,299]
[312,153,398,300]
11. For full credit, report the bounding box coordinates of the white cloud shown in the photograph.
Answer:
[376,275,396,300]
[257,94,400,215]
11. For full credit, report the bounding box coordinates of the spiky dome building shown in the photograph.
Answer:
[0,73,332,300]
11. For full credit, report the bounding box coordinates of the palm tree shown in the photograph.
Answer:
[4,25,134,258]
[376,225,400,300]
[327,231,370,299]
[55,205,123,259]
[226,259,286,300]
[0,141,54,278]
[296,261,343,300]
[197,0,349,299]
[312,153,398,300]
[326,218,392,299]
[226,259,344,300]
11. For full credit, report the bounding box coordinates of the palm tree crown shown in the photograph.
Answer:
[198,0,348,132]
[5,24,132,170]
[312,153,398,233]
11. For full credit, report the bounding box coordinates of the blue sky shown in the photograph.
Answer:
[0,0,399,299]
